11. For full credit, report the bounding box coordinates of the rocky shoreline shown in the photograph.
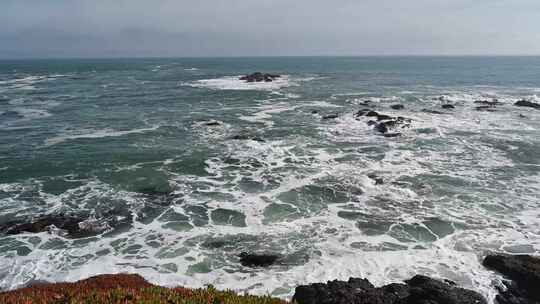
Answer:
[1,254,538,304]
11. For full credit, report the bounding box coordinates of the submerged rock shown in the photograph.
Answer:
[204,121,222,126]
[475,105,497,112]
[422,109,445,114]
[442,104,455,109]
[515,99,540,109]
[367,173,384,185]
[239,72,281,83]
[391,104,405,110]
[0,215,107,239]
[483,254,540,304]
[292,275,486,304]
[475,100,502,106]
[354,109,410,137]
[238,252,280,267]
[231,134,265,142]
[322,113,339,120]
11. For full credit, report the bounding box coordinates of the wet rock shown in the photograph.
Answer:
[238,252,280,267]
[475,100,502,106]
[322,113,339,120]
[475,105,497,112]
[422,109,445,114]
[292,275,486,304]
[239,72,280,83]
[483,254,540,304]
[203,121,221,126]
[0,215,105,239]
[367,174,384,185]
[355,110,410,136]
[376,114,393,121]
[442,104,455,109]
[515,99,540,109]
[311,110,320,114]
[391,104,405,110]
[374,122,388,133]
[231,134,265,142]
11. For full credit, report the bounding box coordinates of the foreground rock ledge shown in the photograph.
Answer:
[483,254,540,304]
[293,275,486,304]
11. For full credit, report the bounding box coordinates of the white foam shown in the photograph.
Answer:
[183,75,292,91]
[44,126,160,146]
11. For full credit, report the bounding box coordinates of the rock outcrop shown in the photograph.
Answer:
[514,99,540,109]
[483,254,540,304]
[238,252,280,267]
[292,275,487,304]
[240,72,281,83]
[0,215,108,239]
[354,109,411,137]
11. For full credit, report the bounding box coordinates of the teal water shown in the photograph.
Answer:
[1,57,540,300]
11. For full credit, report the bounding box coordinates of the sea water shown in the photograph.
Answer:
[1,57,540,302]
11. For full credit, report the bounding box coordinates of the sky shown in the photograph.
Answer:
[1,0,540,58]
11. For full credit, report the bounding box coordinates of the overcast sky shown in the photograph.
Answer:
[1,0,539,58]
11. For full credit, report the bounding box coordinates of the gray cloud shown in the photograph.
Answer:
[1,0,539,58]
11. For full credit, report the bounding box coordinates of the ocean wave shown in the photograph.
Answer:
[182,75,293,91]
[44,126,161,146]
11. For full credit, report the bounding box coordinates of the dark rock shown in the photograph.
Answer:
[475,105,496,112]
[311,110,320,114]
[377,114,393,121]
[383,133,401,138]
[239,72,280,83]
[475,100,502,106]
[204,121,221,126]
[292,275,486,304]
[515,99,540,109]
[442,104,455,109]
[374,122,389,134]
[519,114,527,118]
[366,111,379,117]
[483,254,540,304]
[322,114,339,120]
[238,252,279,267]
[391,104,405,110]
[422,109,445,115]
[354,109,372,118]
[231,134,265,142]
[405,275,487,304]
[0,215,106,239]
[368,174,384,185]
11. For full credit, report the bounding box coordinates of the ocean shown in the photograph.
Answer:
[1,56,540,301]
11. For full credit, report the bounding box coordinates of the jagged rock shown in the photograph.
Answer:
[239,72,280,83]
[238,252,280,267]
[422,109,445,114]
[204,121,221,126]
[442,104,455,109]
[322,113,339,120]
[0,215,107,239]
[231,134,265,142]
[483,254,540,304]
[391,104,405,110]
[475,105,497,112]
[355,110,410,136]
[367,174,384,185]
[292,275,486,304]
[514,100,540,109]
[475,100,502,106]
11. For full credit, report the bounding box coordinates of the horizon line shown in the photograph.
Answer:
[1,54,540,60]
